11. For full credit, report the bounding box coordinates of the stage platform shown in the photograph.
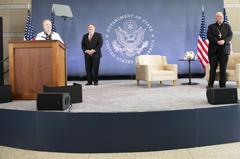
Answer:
[0,78,238,112]
[1,78,240,153]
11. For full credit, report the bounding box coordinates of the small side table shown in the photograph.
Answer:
[179,59,199,85]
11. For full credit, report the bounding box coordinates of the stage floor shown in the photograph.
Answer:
[0,78,238,112]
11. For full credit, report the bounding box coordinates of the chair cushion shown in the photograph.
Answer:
[152,70,175,76]
[137,55,164,70]
[146,56,164,70]
[226,69,235,79]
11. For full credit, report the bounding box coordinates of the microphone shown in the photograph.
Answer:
[40,36,47,39]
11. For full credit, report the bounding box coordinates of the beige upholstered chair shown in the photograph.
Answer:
[135,55,178,88]
[205,53,240,87]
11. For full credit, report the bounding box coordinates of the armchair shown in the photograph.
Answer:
[205,53,240,87]
[135,55,178,88]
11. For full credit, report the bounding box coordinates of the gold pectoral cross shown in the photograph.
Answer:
[219,33,222,39]
[217,26,223,39]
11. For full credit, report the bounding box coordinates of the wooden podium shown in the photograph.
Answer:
[8,40,67,100]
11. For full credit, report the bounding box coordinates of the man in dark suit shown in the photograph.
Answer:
[207,12,233,88]
[81,24,103,86]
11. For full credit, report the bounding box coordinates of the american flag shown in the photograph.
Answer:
[51,10,57,32]
[24,10,35,40]
[223,7,233,53]
[223,8,229,24]
[197,6,209,69]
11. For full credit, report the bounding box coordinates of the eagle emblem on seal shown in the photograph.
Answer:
[112,20,149,57]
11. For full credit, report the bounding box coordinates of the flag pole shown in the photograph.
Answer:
[223,7,233,53]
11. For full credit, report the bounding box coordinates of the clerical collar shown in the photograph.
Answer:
[216,22,223,26]
[44,31,52,40]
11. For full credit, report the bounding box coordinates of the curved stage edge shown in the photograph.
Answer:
[1,105,240,153]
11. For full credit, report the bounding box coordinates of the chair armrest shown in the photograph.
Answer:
[235,64,240,81]
[138,65,150,72]
[136,65,151,81]
[164,64,178,73]
[205,64,210,80]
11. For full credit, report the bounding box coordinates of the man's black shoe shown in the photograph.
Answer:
[85,83,92,86]
[220,85,226,88]
[94,82,98,86]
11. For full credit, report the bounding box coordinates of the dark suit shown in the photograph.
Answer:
[81,32,103,84]
[207,23,233,87]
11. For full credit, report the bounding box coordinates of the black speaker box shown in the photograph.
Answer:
[37,92,71,111]
[0,85,12,103]
[0,17,3,85]
[206,87,238,105]
[43,83,82,103]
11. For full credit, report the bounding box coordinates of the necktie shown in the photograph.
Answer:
[88,33,93,42]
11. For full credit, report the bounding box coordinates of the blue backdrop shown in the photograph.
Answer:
[32,0,223,77]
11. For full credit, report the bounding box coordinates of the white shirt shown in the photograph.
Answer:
[88,32,94,39]
[36,31,64,44]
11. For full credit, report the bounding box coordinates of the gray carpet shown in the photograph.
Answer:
[0,78,239,112]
